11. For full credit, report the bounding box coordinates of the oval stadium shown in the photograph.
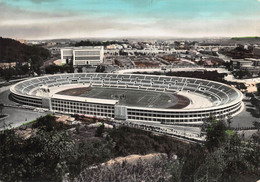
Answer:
[10,73,244,125]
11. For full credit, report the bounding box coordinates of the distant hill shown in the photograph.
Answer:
[229,36,260,44]
[0,37,50,65]
[219,46,260,59]
[231,36,260,39]
[74,40,123,47]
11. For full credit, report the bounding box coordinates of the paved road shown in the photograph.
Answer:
[231,100,260,128]
[129,120,201,134]
[0,77,34,85]
[226,76,260,84]
[181,59,196,65]
[0,107,48,130]
[116,67,230,74]
[0,85,18,106]
[116,120,205,142]
[0,84,49,129]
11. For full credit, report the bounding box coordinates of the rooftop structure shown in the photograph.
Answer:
[253,47,260,56]
[231,58,260,73]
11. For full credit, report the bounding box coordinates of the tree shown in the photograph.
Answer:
[0,37,50,65]
[253,121,260,131]
[0,114,114,181]
[95,65,105,73]
[1,67,15,81]
[204,119,229,152]
[75,155,172,182]
[95,123,105,137]
[77,67,83,73]
[45,64,61,74]
[0,116,74,181]
[233,69,251,79]
[256,83,260,96]
[0,103,3,116]
[66,58,70,65]
[32,114,67,132]
[258,71,260,77]
[251,130,260,143]
[20,64,29,75]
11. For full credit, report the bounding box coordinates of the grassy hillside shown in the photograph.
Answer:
[231,36,260,39]
[0,37,50,66]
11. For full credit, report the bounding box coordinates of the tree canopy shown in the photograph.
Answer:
[0,37,50,64]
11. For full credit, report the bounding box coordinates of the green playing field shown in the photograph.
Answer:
[57,87,190,109]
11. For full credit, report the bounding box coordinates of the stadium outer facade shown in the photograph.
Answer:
[10,73,243,125]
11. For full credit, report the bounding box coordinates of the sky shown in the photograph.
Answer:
[0,0,260,40]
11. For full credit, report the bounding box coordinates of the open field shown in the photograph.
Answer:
[57,87,190,109]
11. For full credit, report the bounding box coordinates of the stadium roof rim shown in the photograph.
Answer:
[10,73,243,112]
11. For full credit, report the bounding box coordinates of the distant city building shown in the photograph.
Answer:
[123,48,176,55]
[61,46,104,66]
[49,47,61,55]
[46,42,57,47]
[0,62,16,69]
[253,47,260,56]
[106,44,123,50]
[104,49,120,55]
[106,45,117,50]
[231,59,252,68]
[28,41,41,45]
[230,58,260,75]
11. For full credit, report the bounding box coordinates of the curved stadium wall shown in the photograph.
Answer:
[10,73,243,125]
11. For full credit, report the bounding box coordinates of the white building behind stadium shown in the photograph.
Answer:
[61,46,104,66]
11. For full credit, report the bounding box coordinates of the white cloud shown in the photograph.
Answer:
[1,2,260,39]
[1,16,260,40]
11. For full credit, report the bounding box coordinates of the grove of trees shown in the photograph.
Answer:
[0,37,51,80]
[134,70,227,82]
[45,64,74,74]
[0,37,50,64]
[0,115,259,182]
[74,40,123,47]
